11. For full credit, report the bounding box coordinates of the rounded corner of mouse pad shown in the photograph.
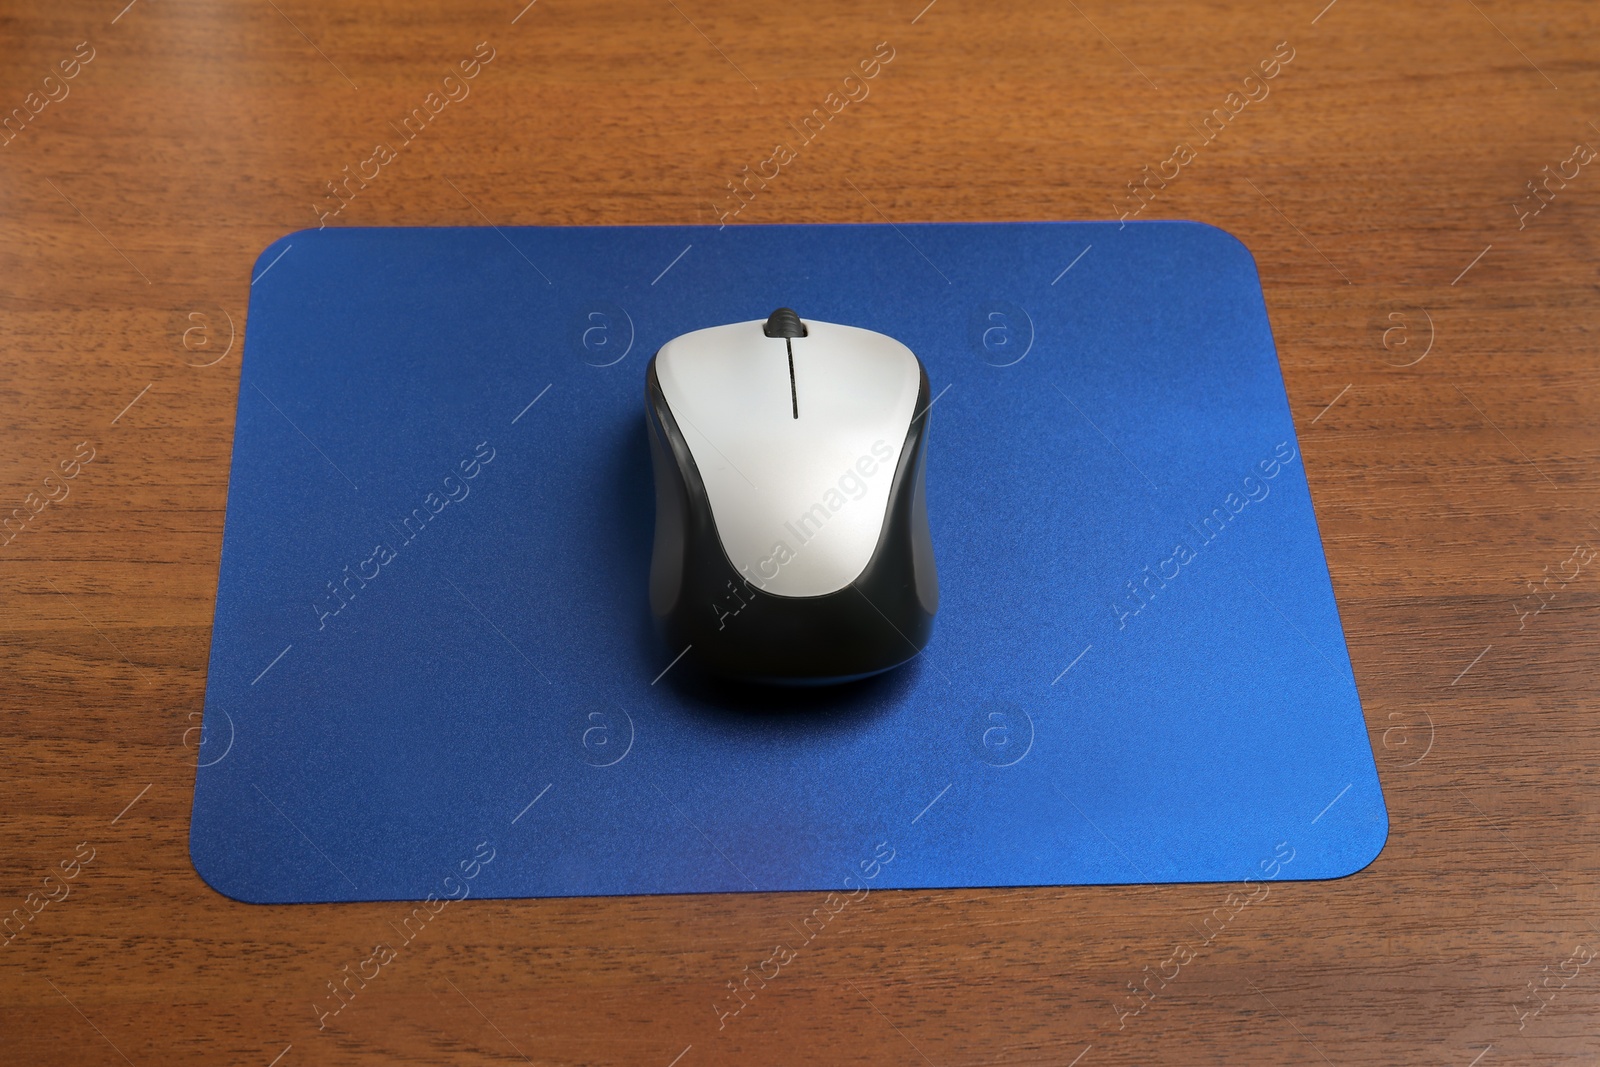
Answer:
[201,219,1383,903]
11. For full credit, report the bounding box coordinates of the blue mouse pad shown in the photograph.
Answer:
[192,221,1386,904]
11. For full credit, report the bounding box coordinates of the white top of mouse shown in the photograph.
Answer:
[652,311,922,598]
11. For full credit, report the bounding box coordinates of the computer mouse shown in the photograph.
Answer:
[645,308,938,685]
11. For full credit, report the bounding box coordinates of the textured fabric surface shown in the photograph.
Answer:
[191,221,1385,903]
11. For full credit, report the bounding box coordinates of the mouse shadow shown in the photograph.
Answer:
[662,659,926,740]
[609,418,922,741]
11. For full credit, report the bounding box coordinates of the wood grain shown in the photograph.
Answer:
[3,0,1599,1063]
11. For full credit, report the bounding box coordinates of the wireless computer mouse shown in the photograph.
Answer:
[645,308,938,685]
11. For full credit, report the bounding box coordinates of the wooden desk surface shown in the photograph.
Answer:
[3,1,1598,1063]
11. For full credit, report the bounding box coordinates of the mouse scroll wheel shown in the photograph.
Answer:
[762,308,808,338]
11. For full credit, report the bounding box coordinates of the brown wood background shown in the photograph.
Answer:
[3,0,1599,1063]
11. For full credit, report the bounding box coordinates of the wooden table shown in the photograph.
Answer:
[3,1,1598,1063]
